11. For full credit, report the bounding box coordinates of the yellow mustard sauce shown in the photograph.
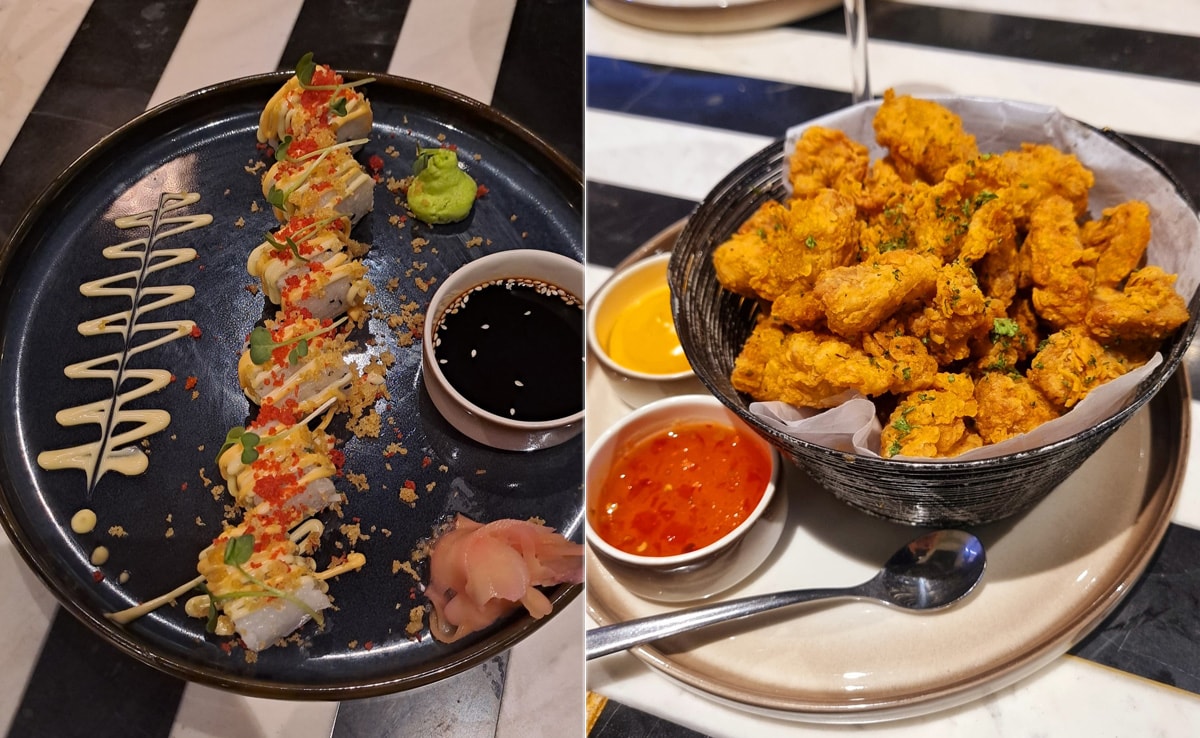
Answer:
[606,284,690,375]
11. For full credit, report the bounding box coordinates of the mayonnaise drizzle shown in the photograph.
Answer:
[37,192,211,491]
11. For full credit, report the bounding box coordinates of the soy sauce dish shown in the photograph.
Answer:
[585,394,786,602]
[423,249,584,451]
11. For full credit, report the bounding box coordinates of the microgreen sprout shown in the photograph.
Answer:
[263,231,309,262]
[218,426,262,465]
[247,316,348,366]
[293,52,374,92]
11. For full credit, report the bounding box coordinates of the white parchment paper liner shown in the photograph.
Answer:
[750,96,1200,462]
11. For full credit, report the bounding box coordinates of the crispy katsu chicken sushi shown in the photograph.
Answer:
[258,54,373,150]
[217,415,344,522]
[263,130,375,226]
[238,311,356,416]
[272,251,372,322]
[196,516,331,651]
[248,217,367,306]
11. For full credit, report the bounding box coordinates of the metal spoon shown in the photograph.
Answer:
[586,529,985,660]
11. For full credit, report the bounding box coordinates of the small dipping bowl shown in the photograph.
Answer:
[587,252,708,408]
[423,249,585,451]
[585,394,786,602]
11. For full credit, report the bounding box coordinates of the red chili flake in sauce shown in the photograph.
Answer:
[421,456,432,469]
[589,421,771,557]
[184,376,198,390]
[368,154,384,172]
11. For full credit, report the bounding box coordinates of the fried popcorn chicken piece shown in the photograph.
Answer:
[957,198,1017,267]
[973,372,1061,445]
[972,297,1040,374]
[942,144,1095,227]
[813,250,941,337]
[907,259,993,365]
[1026,196,1093,329]
[712,190,860,302]
[857,158,912,217]
[1027,328,1145,409]
[971,201,1021,306]
[710,200,783,297]
[1081,200,1151,288]
[731,320,935,409]
[873,89,978,183]
[880,373,982,458]
[770,285,825,330]
[863,323,940,393]
[1086,266,1190,342]
[788,126,870,200]
[863,178,997,263]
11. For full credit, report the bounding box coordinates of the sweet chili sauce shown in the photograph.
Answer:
[591,421,771,557]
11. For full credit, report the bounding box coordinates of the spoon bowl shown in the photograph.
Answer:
[586,529,986,660]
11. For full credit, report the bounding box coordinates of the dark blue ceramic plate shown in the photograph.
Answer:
[0,73,582,698]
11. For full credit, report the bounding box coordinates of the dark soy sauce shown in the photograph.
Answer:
[434,278,583,422]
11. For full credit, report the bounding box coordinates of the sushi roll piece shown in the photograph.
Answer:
[274,251,373,323]
[247,216,367,306]
[217,417,344,522]
[237,311,356,416]
[263,129,375,226]
[258,54,373,150]
[197,516,331,651]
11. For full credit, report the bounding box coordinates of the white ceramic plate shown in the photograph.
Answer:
[591,0,840,33]
[584,248,1188,723]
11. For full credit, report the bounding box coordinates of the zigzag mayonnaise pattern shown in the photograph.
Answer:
[37,191,212,491]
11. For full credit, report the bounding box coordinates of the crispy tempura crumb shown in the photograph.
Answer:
[108,526,128,538]
[406,607,425,636]
[345,472,370,492]
[339,523,369,545]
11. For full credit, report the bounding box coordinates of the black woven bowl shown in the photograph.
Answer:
[668,101,1200,526]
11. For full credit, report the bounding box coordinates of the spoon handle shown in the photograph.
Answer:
[586,586,858,660]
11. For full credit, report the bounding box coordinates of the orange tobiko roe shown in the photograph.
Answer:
[591,421,771,557]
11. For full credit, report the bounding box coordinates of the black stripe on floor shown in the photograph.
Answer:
[584,181,696,269]
[0,0,199,248]
[277,0,411,74]
[585,57,1200,210]
[492,0,584,169]
[1071,522,1200,693]
[796,0,1200,84]
[587,56,849,138]
[5,609,188,738]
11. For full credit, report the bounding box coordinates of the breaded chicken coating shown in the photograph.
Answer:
[1086,266,1190,342]
[1026,196,1093,329]
[813,250,940,337]
[788,126,870,200]
[731,320,936,409]
[880,373,982,458]
[907,259,993,365]
[712,190,859,302]
[873,89,978,183]
[973,372,1061,445]
[1027,328,1144,409]
[1081,200,1151,288]
[971,298,1040,374]
[942,144,1095,227]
